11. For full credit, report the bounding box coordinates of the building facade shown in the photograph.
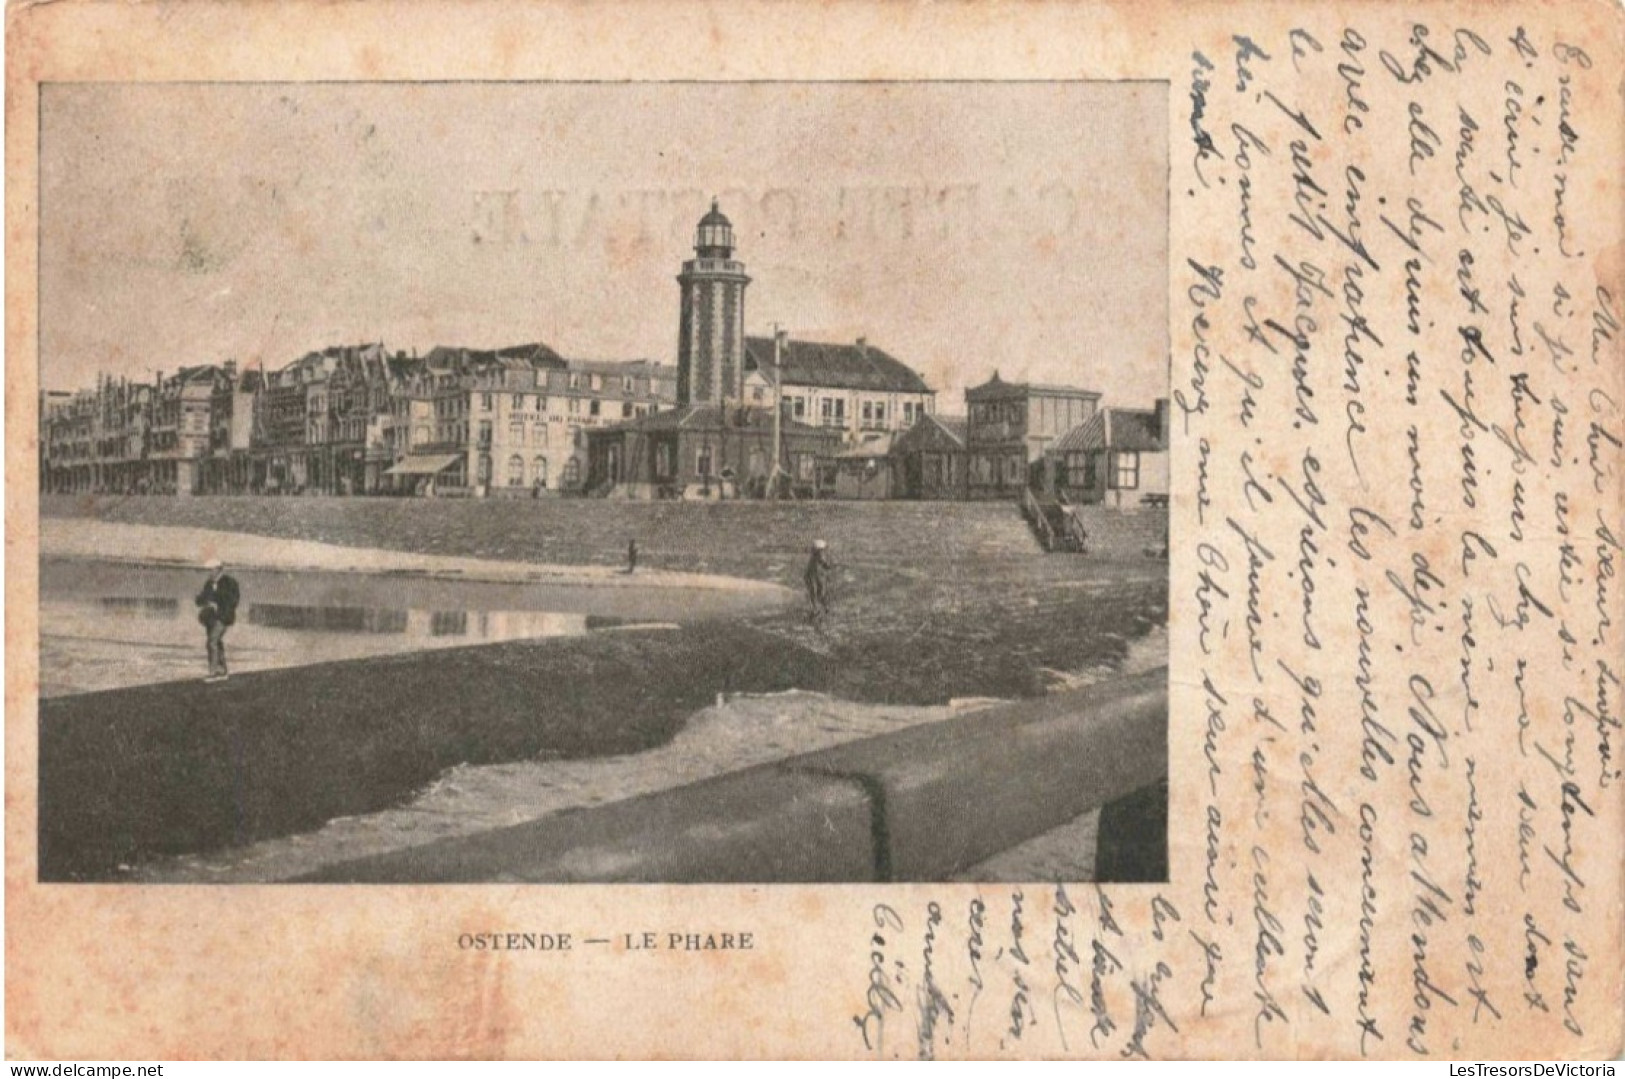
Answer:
[1048,399,1171,507]
[388,346,676,496]
[585,403,839,499]
[200,363,260,495]
[888,413,968,500]
[963,373,1100,499]
[831,433,896,500]
[741,336,936,446]
[40,341,676,498]
[149,366,237,494]
[41,388,103,494]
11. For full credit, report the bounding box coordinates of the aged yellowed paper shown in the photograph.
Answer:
[6,0,1623,1060]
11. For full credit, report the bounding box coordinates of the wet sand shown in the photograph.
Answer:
[134,625,1165,882]
[43,518,797,596]
[40,520,795,696]
[42,497,1169,882]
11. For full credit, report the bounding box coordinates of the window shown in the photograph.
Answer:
[622,401,635,418]
[1008,454,1025,486]
[903,402,918,425]
[590,374,603,391]
[478,421,492,446]
[655,444,673,479]
[481,394,493,412]
[1070,452,1094,488]
[797,453,816,482]
[570,373,583,390]
[789,396,806,420]
[533,457,548,487]
[820,398,846,428]
[564,458,580,487]
[513,394,524,410]
[536,395,546,412]
[1112,451,1141,489]
[590,399,601,417]
[509,421,525,446]
[569,398,582,415]
[507,455,525,486]
[477,453,493,485]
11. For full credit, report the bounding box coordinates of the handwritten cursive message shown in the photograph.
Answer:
[850,4,1621,1059]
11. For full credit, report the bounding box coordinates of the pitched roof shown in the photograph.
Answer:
[566,358,676,378]
[596,403,828,437]
[964,371,1101,402]
[386,356,422,380]
[175,364,224,384]
[1052,407,1167,454]
[418,343,567,373]
[925,414,967,444]
[892,413,967,454]
[744,337,931,394]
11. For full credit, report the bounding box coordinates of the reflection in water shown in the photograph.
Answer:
[73,598,654,643]
[98,597,180,617]
[249,604,410,634]
[40,559,716,698]
[430,610,467,637]
[237,604,580,640]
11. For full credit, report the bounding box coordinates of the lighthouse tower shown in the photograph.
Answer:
[676,200,750,406]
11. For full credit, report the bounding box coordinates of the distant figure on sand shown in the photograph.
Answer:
[804,540,834,619]
[626,538,639,575]
[195,559,241,683]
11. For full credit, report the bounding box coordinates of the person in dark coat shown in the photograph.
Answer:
[195,559,241,682]
[625,538,639,575]
[804,540,834,619]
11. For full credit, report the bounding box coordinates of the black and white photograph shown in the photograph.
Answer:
[36,81,1170,884]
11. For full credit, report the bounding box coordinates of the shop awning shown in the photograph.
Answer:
[384,454,462,476]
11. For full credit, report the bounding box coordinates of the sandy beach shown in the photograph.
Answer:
[40,496,1168,882]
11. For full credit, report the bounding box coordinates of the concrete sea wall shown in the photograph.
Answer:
[298,666,1169,883]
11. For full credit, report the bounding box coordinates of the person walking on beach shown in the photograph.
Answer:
[804,540,834,620]
[195,559,241,683]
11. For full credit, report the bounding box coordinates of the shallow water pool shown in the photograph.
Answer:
[40,557,769,697]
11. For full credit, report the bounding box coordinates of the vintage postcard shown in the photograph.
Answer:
[6,0,1623,1061]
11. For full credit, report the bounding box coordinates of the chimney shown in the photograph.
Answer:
[1154,397,1170,447]
[857,337,868,360]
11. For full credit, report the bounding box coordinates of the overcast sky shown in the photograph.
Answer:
[41,82,1167,410]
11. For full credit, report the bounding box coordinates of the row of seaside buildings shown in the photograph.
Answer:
[41,344,677,498]
[41,202,1169,506]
